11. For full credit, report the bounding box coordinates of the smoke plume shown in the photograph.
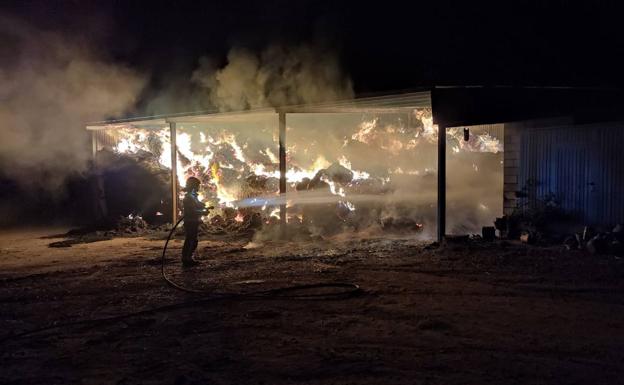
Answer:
[191,44,354,111]
[0,15,146,191]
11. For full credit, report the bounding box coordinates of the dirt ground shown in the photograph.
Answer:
[1,228,624,385]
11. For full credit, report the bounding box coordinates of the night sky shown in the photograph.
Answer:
[4,0,624,95]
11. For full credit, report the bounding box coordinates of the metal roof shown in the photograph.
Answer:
[85,91,432,130]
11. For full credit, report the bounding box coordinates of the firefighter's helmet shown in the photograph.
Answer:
[185,176,201,191]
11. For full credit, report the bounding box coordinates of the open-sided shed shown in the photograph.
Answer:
[87,87,624,240]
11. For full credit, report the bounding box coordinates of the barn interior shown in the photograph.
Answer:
[86,92,505,242]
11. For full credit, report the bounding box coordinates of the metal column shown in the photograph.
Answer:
[91,131,98,159]
[437,124,446,242]
[279,112,287,226]
[91,131,108,221]
[169,122,178,223]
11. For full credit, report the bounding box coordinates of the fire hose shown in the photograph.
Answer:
[161,216,362,299]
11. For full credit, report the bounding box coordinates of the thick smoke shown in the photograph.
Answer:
[191,45,354,111]
[0,15,146,191]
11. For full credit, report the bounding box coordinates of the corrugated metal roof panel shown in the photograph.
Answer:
[86,91,432,129]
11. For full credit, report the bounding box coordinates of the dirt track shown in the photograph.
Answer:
[1,228,624,384]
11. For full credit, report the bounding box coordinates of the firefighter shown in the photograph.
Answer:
[181,176,211,267]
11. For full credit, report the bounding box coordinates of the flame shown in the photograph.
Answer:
[265,147,279,163]
[351,118,378,142]
[389,167,420,176]
[421,114,438,143]
[339,155,370,179]
[227,134,247,162]
[322,176,346,197]
[287,213,303,223]
[210,162,220,183]
[269,208,280,219]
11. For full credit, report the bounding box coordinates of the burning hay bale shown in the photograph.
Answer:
[323,162,354,184]
[245,174,279,193]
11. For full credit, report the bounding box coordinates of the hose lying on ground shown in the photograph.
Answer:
[161,217,361,299]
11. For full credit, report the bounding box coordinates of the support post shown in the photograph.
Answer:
[91,131,108,221]
[437,123,446,242]
[170,122,178,223]
[91,131,98,159]
[279,112,287,227]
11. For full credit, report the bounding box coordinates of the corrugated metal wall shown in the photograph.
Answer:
[519,122,624,225]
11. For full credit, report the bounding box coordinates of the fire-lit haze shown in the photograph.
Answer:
[145,44,354,115]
